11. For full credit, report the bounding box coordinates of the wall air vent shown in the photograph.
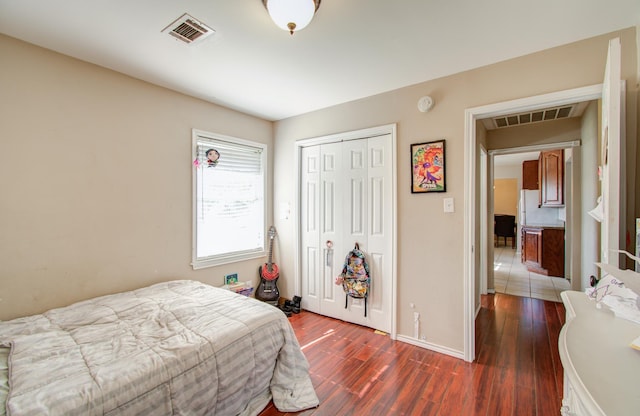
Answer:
[162,13,215,45]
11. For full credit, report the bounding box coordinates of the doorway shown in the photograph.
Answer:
[491,150,573,303]
[462,84,604,362]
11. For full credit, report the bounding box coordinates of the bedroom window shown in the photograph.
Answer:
[192,129,266,269]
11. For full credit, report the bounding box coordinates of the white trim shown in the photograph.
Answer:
[396,335,465,360]
[464,84,603,362]
[295,125,394,148]
[489,140,582,156]
[294,124,398,340]
[479,146,488,297]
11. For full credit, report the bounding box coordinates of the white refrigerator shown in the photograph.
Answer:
[518,189,561,226]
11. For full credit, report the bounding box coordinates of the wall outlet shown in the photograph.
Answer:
[420,335,427,341]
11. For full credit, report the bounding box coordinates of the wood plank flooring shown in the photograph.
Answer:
[258,293,566,416]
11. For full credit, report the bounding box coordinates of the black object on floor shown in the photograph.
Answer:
[278,303,292,317]
[291,296,302,314]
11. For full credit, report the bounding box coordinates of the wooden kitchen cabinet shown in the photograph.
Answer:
[522,159,539,190]
[538,149,564,207]
[521,226,564,277]
[522,227,542,265]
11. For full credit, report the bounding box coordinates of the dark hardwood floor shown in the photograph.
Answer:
[259,293,566,416]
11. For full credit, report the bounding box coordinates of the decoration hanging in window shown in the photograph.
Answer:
[206,148,220,167]
[193,148,221,169]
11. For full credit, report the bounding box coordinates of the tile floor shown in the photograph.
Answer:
[493,245,570,302]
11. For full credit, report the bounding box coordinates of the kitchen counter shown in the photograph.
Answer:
[521,225,565,277]
[522,223,565,229]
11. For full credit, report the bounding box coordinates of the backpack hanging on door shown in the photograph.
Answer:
[336,243,370,317]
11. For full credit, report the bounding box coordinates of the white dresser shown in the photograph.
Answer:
[559,291,640,415]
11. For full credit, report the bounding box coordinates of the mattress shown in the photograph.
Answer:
[0,280,318,415]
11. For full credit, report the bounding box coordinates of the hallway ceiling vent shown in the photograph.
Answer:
[162,13,215,45]
[484,102,588,130]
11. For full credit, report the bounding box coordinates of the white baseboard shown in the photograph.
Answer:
[396,334,464,360]
[487,288,496,294]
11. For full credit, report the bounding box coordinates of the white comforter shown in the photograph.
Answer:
[0,280,318,415]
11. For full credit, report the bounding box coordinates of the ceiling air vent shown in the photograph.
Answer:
[162,13,215,45]
[482,102,589,130]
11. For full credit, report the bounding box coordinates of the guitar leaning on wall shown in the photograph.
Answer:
[255,226,280,306]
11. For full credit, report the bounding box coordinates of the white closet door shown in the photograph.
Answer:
[317,142,346,320]
[359,134,393,331]
[300,145,320,313]
[336,139,368,321]
[300,134,393,333]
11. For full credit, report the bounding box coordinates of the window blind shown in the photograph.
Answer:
[194,134,265,266]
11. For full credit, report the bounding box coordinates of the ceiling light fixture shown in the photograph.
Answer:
[262,0,321,35]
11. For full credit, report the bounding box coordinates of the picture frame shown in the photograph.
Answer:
[411,139,446,193]
[224,273,239,285]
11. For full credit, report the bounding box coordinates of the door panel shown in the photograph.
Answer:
[300,147,320,312]
[368,252,384,310]
[318,142,345,318]
[371,177,384,235]
[350,177,364,234]
[340,139,368,321]
[362,135,393,331]
[601,37,622,266]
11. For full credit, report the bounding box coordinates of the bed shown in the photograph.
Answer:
[0,280,319,416]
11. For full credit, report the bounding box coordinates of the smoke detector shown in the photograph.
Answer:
[417,96,434,113]
[162,13,215,45]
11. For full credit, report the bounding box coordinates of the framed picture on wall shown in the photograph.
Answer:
[411,139,446,193]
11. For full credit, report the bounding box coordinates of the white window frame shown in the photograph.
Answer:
[191,129,267,269]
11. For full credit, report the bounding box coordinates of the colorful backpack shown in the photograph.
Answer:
[336,243,370,317]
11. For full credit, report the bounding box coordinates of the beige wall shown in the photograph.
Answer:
[0,35,273,320]
[494,179,518,215]
[273,27,638,353]
[1,28,637,356]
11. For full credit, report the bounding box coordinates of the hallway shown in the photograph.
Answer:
[494,246,570,302]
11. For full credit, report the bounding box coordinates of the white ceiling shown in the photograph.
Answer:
[0,0,638,121]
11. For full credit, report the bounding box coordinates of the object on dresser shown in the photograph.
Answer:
[586,263,640,325]
[222,280,254,297]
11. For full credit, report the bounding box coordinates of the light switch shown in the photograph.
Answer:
[279,202,290,220]
[443,197,454,213]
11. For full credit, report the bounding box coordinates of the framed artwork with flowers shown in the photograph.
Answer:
[411,139,446,193]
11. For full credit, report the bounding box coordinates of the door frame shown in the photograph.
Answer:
[479,145,488,298]
[464,84,604,362]
[293,123,398,339]
[488,142,581,291]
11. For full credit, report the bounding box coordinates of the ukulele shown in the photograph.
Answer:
[255,226,280,305]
